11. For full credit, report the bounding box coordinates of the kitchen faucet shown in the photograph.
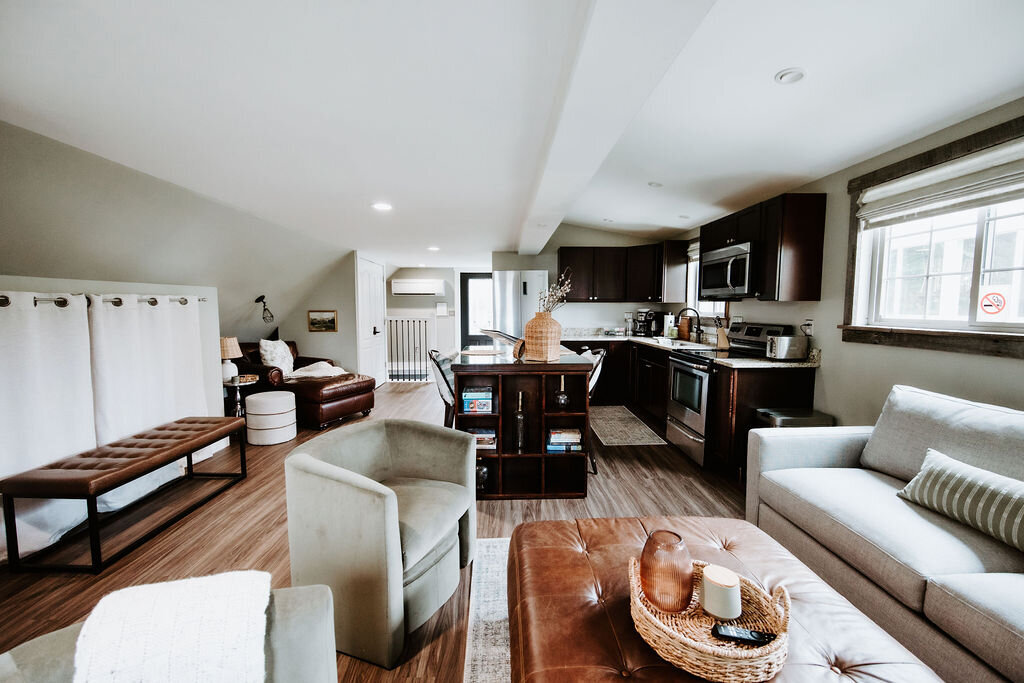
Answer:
[677,307,704,343]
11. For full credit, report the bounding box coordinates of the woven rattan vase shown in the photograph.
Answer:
[523,311,561,362]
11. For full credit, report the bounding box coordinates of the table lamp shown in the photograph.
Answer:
[220,336,243,381]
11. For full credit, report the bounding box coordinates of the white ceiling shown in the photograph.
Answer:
[566,0,1024,236]
[2,1,1024,268]
[0,0,597,268]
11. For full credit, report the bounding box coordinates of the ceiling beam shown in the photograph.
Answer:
[516,0,714,255]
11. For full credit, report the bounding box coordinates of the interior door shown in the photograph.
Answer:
[358,257,387,387]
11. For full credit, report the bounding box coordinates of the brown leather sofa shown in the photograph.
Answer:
[237,341,376,430]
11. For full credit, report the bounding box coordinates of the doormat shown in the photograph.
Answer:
[463,538,511,683]
[590,406,667,446]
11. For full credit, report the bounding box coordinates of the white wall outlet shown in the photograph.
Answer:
[803,319,815,336]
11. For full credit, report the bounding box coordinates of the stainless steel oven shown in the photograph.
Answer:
[666,354,710,466]
[700,242,754,299]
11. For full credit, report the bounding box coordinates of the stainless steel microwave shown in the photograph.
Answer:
[699,242,754,299]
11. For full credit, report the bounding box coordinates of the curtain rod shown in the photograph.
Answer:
[0,295,209,308]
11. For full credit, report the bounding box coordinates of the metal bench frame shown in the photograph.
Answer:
[2,424,246,574]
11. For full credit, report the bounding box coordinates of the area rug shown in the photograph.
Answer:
[464,537,511,683]
[590,405,667,446]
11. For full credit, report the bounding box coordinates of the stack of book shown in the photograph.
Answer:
[466,428,496,450]
[461,387,493,413]
[547,428,582,452]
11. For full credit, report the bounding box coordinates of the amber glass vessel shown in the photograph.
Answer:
[640,530,695,613]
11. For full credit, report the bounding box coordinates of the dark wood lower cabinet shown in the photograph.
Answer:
[705,365,815,482]
[560,340,631,406]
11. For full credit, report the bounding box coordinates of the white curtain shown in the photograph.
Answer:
[0,292,97,560]
[89,294,208,511]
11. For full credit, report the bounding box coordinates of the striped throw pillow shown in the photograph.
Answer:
[898,449,1024,552]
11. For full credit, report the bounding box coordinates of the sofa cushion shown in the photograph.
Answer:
[899,449,1024,552]
[380,476,470,571]
[259,339,294,375]
[924,573,1024,682]
[861,385,1024,482]
[760,467,1024,611]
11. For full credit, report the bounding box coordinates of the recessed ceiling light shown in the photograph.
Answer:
[678,214,690,220]
[537,223,548,228]
[647,181,663,188]
[427,246,440,251]
[602,218,615,223]
[774,67,805,84]
[371,201,393,211]
[418,263,426,267]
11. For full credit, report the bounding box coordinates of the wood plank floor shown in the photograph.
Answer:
[0,382,742,681]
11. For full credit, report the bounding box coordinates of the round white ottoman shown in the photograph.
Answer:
[245,391,297,445]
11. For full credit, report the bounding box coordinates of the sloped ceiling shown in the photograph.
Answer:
[0,120,346,340]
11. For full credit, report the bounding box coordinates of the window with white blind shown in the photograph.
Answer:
[686,244,727,317]
[851,137,1024,333]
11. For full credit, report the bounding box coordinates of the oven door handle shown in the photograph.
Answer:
[669,420,705,443]
[671,358,710,373]
[726,257,736,289]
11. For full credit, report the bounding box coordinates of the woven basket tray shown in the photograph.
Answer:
[629,558,790,683]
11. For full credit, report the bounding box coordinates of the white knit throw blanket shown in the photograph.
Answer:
[73,571,271,683]
[286,361,346,379]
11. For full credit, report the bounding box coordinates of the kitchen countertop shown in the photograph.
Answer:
[560,334,822,369]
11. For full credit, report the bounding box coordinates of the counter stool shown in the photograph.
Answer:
[245,391,297,445]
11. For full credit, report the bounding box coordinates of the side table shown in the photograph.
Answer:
[223,378,258,417]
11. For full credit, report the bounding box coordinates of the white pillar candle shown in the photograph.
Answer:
[701,564,742,620]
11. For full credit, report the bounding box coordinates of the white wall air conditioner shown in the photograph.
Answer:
[391,278,445,296]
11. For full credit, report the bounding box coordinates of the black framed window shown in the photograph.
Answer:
[460,272,493,347]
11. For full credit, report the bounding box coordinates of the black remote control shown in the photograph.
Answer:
[711,623,776,646]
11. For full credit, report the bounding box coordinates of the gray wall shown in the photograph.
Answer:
[0,121,346,341]
[730,97,1024,424]
[386,266,460,352]
[278,252,360,372]
[492,223,686,329]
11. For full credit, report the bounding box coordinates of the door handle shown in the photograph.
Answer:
[373,326,380,335]
[726,257,736,289]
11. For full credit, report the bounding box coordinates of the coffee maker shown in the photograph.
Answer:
[634,310,659,337]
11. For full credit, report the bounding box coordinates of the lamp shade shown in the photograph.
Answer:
[220,336,243,360]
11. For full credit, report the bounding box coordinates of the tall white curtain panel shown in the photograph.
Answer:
[88,294,209,511]
[0,292,97,561]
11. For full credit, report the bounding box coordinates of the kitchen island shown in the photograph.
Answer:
[451,347,593,499]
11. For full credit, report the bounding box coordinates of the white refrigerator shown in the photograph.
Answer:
[491,270,549,338]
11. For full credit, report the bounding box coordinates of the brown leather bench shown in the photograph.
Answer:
[508,516,941,682]
[0,416,245,573]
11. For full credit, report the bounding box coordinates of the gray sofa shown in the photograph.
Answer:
[0,585,337,683]
[747,385,1024,682]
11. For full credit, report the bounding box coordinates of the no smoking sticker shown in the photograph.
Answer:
[978,285,1011,321]
[980,292,1006,314]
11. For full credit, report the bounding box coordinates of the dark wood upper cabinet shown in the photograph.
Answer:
[758,194,826,301]
[558,240,688,304]
[593,247,627,301]
[626,244,663,302]
[699,193,826,302]
[558,247,594,302]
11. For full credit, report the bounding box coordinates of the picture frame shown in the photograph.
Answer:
[307,309,337,332]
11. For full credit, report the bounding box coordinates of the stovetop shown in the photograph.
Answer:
[672,321,795,364]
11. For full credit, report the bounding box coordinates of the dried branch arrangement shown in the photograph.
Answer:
[538,269,572,313]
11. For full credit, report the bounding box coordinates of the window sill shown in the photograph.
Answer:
[839,324,1024,359]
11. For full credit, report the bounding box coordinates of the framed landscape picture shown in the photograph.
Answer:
[308,310,337,332]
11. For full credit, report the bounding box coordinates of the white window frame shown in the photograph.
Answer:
[859,202,1024,332]
[686,247,727,318]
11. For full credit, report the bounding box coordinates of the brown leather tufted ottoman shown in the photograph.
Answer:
[283,373,376,430]
[508,517,941,682]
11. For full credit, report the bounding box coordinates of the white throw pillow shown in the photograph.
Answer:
[259,339,294,375]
